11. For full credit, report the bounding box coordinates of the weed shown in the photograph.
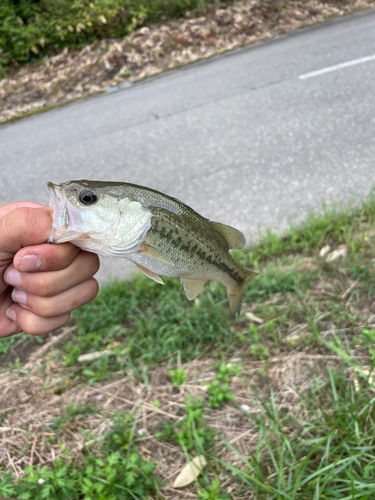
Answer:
[246,325,271,359]
[50,402,100,430]
[120,68,132,77]
[79,450,160,499]
[250,343,270,360]
[206,379,233,408]
[216,363,242,382]
[206,364,241,408]
[199,478,231,499]
[104,413,139,453]
[82,355,113,385]
[157,395,215,451]
[169,367,187,386]
[0,412,162,499]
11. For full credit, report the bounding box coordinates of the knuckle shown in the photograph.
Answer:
[23,313,71,336]
[43,243,79,270]
[70,279,99,310]
[83,251,100,275]
[32,298,56,319]
[31,275,55,297]
[88,278,99,300]
[93,254,100,274]
[52,313,71,331]
[14,207,33,231]
[7,207,33,243]
[8,207,50,248]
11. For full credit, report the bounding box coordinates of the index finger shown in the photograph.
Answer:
[13,242,81,273]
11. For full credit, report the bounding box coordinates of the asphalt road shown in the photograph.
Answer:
[1,9,375,283]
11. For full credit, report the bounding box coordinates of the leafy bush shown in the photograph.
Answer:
[0,0,224,72]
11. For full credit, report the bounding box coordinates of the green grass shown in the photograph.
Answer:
[0,413,163,499]
[68,275,232,373]
[54,189,375,374]
[223,368,375,499]
[183,359,375,499]
[2,188,375,498]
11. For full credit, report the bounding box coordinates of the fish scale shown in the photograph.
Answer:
[141,216,244,285]
[48,180,253,317]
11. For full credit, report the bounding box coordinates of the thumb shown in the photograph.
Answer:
[0,206,52,262]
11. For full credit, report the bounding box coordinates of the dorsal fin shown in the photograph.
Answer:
[211,222,246,249]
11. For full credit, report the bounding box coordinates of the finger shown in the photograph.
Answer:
[0,207,52,259]
[13,243,81,273]
[6,304,71,336]
[0,202,46,220]
[0,289,22,338]
[5,251,100,297]
[12,278,99,318]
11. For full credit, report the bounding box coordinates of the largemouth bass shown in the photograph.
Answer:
[47,180,253,317]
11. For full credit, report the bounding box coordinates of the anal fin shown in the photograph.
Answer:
[136,263,164,285]
[181,278,206,300]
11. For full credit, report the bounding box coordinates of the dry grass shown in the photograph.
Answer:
[0,327,373,498]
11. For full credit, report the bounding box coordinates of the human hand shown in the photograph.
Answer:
[0,202,99,337]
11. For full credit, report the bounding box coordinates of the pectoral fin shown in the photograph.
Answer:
[141,243,173,265]
[181,278,206,300]
[135,263,164,285]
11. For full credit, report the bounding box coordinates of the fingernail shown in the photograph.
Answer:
[12,289,27,306]
[6,307,17,322]
[19,254,41,272]
[4,269,22,288]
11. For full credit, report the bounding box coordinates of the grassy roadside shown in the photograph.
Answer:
[1,190,375,498]
[1,0,375,124]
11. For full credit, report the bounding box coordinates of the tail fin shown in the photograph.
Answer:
[227,272,254,319]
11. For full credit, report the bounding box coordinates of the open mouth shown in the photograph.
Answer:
[47,182,81,243]
[48,182,69,226]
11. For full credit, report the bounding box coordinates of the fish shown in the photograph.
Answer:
[47,180,253,318]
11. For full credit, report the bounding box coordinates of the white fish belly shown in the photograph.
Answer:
[129,251,237,288]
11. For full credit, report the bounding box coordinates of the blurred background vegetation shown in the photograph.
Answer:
[0,0,229,73]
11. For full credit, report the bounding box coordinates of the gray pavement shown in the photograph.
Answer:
[1,9,375,283]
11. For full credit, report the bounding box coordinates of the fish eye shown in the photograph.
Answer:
[79,189,98,205]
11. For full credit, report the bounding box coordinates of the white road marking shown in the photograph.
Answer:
[299,53,375,80]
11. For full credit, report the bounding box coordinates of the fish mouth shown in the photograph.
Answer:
[48,182,61,216]
[47,182,82,243]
